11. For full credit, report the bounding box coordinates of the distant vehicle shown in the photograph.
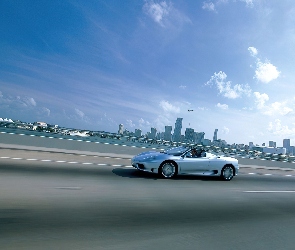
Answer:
[131,146,239,181]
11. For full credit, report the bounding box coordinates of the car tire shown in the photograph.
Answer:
[221,165,234,181]
[159,162,177,178]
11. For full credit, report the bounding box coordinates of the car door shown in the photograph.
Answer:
[178,154,210,174]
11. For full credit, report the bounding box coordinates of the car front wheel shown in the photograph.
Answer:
[221,165,234,181]
[159,162,177,178]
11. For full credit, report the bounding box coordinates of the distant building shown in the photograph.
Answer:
[147,127,157,140]
[118,124,124,134]
[253,146,286,154]
[213,129,218,141]
[134,129,142,138]
[33,122,47,130]
[269,141,276,147]
[173,118,183,142]
[185,128,194,142]
[249,142,254,149]
[202,139,211,146]
[195,132,205,145]
[164,126,172,141]
[283,139,291,154]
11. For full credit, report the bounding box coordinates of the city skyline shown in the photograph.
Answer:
[1,1,295,146]
[1,115,294,148]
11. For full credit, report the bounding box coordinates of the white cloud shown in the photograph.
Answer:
[202,0,253,12]
[139,118,151,126]
[248,46,281,83]
[248,46,258,57]
[202,2,216,12]
[255,60,280,83]
[159,100,180,113]
[179,85,186,89]
[216,103,228,109]
[222,126,230,134]
[264,102,293,116]
[28,97,36,106]
[254,92,269,109]
[254,92,293,116]
[240,0,254,8]
[41,107,50,116]
[268,119,295,137]
[126,119,136,128]
[75,108,85,119]
[143,0,171,27]
[206,71,252,99]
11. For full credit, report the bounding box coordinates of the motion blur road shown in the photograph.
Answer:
[1,148,295,250]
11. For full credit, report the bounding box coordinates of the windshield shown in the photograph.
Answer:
[164,146,189,156]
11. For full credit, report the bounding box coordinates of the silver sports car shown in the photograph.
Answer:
[131,146,239,181]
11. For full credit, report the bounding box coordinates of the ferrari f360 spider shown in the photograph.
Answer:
[131,146,239,181]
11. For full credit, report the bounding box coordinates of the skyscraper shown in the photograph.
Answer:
[213,129,218,141]
[164,126,172,141]
[185,128,194,142]
[173,118,183,142]
[283,139,291,154]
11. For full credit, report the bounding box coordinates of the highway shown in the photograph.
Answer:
[1,147,295,250]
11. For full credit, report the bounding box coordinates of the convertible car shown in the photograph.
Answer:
[131,146,239,181]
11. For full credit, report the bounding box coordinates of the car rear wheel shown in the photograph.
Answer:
[159,162,177,178]
[221,165,234,181]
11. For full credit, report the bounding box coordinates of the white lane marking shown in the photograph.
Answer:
[19,134,25,135]
[82,163,93,165]
[104,143,109,145]
[285,175,293,177]
[248,173,256,175]
[112,164,122,167]
[30,135,35,136]
[41,160,52,162]
[77,140,82,142]
[97,163,107,166]
[264,174,272,176]
[68,161,78,164]
[48,137,54,139]
[95,142,100,144]
[9,133,15,134]
[27,159,38,161]
[0,132,6,133]
[80,155,86,156]
[67,139,73,141]
[40,136,45,138]
[104,157,110,159]
[55,187,81,190]
[244,191,295,193]
[125,166,134,168]
[58,138,63,140]
[12,158,22,160]
[1,156,10,159]
[56,160,66,163]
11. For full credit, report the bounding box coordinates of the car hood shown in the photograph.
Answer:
[132,151,168,162]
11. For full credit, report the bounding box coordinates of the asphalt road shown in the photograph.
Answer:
[1,149,295,250]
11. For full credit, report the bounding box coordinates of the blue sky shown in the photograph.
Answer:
[1,0,294,146]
